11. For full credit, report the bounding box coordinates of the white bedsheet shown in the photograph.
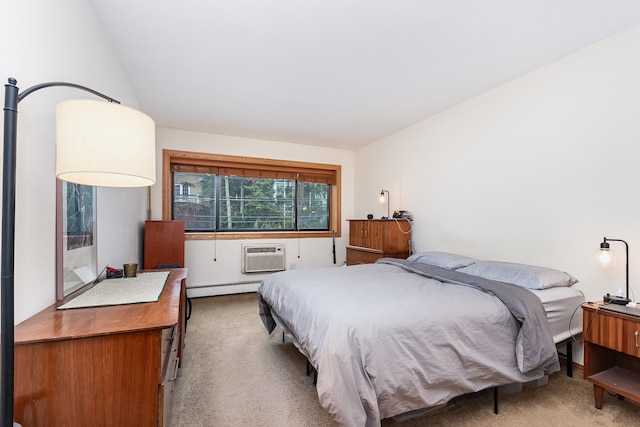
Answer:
[258,263,555,427]
[531,286,584,343]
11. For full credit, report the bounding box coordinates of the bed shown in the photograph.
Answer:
[257,252,584,427]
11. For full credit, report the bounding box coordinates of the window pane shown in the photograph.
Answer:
[297,182,329,230]
[220,177,295,230]
[173,172,216,231]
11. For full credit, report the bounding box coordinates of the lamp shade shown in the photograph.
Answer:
[56,99,156,187]
[598,248,613,266]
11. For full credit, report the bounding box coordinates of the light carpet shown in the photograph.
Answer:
[170,293,640,426]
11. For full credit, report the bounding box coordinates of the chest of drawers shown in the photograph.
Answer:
[13,269,187,426]
[346,219,412,265]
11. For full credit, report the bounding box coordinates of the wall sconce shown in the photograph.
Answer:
[598,237,631,305]
[378,190,389,219]
[2,78,156,424]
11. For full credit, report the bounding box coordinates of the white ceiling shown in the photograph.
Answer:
[90,0,640,150]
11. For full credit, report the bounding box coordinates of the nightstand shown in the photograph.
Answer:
[582,302,640,409]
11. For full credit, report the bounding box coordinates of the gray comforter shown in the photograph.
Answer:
[258,260,560,427]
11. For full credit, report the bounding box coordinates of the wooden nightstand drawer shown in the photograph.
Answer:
[621,318,640,357]
[585,308,640,357]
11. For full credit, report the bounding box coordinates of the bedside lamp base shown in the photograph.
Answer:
[604,293,631,305]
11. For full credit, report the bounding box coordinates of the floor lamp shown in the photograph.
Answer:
[2,77,156,425]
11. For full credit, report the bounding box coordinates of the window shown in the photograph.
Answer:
[172,174,329,232]
[163,150,341,240]
[174,183,192,197]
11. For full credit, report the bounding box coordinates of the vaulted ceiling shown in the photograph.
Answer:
[90,1,640,150]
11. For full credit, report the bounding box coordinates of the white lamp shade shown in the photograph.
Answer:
[56,99,156,187]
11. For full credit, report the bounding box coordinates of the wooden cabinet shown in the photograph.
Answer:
[14,269,188,427]
[144,220,185,269]
[346,219,411,265]
[582,303,640,410]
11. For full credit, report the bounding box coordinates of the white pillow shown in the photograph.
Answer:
[457,261,579,290]
[407,251,477,270]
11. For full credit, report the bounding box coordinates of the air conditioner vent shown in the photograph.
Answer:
[242,244,285,273]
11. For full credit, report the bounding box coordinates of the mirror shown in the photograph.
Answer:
[56,180,97,300]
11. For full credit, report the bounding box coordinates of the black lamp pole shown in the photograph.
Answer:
[2,78,119,426]
[2,79,19,427]
[600,237,630,302]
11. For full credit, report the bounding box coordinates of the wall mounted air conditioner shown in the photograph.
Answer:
[242,244,286,273]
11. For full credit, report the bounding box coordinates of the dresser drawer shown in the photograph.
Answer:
[160,324,180,425]
[346,247,409,266]
[162,324,178,369]
[346,247,384,265]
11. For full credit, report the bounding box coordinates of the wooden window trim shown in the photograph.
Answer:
[162,149,341,240]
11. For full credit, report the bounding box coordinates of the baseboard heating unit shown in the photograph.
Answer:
[242,244,286,273]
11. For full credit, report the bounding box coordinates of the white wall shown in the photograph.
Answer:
[356,25,640,305]
[152,127,355,296]
[0,0,148,323]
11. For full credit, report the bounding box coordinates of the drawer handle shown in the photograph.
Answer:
[171,357,180,381]
[170,357,180,391]
[167,325,177,341]
[636,330,639,349]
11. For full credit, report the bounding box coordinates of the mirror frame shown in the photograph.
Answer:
[56,180,97,300]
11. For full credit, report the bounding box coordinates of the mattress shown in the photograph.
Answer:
[530,286,584,344]
[271,284,585,349]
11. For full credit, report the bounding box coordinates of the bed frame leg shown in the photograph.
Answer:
[566,340,573,377]
[493,387,499,414]
[306,360,318,386]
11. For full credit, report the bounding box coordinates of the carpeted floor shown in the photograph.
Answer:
[169,293,640,426]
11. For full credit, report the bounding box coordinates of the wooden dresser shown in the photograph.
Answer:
[144,220,185,269]
[582,302,640,409]
[346,219,412,265]
[13,268,188,427]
